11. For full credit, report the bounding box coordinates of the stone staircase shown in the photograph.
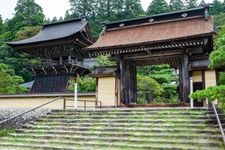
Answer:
[0,108,224,150]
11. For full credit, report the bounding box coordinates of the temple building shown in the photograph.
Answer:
[7,6,216,107]
[7,18,93,93]
[86,6,216,106]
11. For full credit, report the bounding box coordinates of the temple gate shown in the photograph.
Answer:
[85,6,215,105]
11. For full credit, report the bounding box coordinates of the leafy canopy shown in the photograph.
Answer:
[147,0,170,15]
[0,63,28,94]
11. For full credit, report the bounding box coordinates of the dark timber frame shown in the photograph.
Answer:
[86,6,215,104]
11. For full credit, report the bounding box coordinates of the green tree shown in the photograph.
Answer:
[150,65,178,101]
[169,0,185,11]
[13,0,44,28]
[96,55,116,66]
[0,15,3,35]
[137,75,163,103]
[0,63,28,94]
[3,0,44,41]
[210,0,225,15]
[68,76,96,92]
[15,26,41,41]
[51,17,58,23]
[147,0,170,15]
[214,13,225,28]
[185,0,198,9]
[68,0,144,40]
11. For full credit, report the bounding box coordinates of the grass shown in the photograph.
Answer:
[0,128,14,137]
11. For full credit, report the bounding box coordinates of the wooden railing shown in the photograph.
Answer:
[212,103,225,144]
[66,98,102,110]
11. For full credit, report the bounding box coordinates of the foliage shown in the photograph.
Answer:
[137,75,163,103]
[137,75,163,95]
[137,64,178,103]
[68,76,96,92]
[209,25,225,69]
[185,0,198,9]
[68,0,144,40]
[218,72,225,85]
[0,0,44,82]
[169,0,185,11]
[150,65,178,84]
[3,0,44,41]
[191,85,225,105]
[210,0,225,15]
[96,55,116,66]
[0,44,39,82]
[147,0,170,15]
[214,13,225,28]
[0,15,3,35]
[15,26,41,41]
[0,63,28,94]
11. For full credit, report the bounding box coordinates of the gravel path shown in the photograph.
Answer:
[0,108,51,128]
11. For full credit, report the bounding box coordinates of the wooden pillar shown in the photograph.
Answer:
[180,50,190,103]
[128,64,137,104]
[120,59,128,104]
[119,60,137,104]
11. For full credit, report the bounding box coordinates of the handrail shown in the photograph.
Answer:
[212,103,225,144]
[0,96,66,127]
[66,98,102,110]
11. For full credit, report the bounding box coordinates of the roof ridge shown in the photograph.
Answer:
[43,17,85,27]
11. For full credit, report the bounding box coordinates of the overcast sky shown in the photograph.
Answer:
[0,0,215,21]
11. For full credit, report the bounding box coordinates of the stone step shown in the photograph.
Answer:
[44,114,217,120]
[29,121,219,129]
[11,130,222,139]
[1,134,221,145]
[37,117,218,124]
[0,136,223,150]
[52,107,210,112]
[51,110,213,115]
[21,124,220,134]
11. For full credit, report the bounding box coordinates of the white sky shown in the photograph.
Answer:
[0,0,216,21]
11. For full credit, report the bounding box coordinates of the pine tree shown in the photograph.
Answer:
[185,0,198,9]
[0,15,3,35]
[51,17,58,23]
[210,0,225,15]
[14,0,45,27]
[169,0,185,11]
[147,0,170,15]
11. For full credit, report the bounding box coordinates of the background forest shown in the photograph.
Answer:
[0,0,225,104]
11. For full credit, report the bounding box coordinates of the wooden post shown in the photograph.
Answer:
[181,50,190,103]
[128,63,137,104]
[119,59,137,104]
[120,59,127,104]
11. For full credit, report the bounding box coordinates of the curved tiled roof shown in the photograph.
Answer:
[7,18,89,46]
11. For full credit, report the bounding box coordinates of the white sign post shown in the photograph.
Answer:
[74,83,78,109]
[190,77,194,108]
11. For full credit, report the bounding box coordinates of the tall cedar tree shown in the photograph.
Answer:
[185,0,198,9]
[210,0,225,15]
[169,0,185,11]
[147,0,170,15]
[0,15,3,35]
[68,0,144,39]
[0,0,44,82]
[3,0,44,41]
